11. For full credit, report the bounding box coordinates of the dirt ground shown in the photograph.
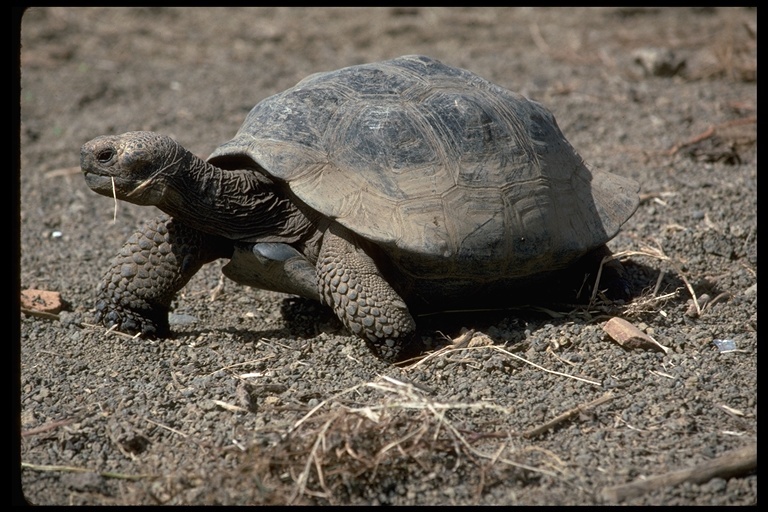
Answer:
[17,7,756,505]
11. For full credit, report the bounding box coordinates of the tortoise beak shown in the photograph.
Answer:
[81,135,163,204]
[81,136,121,196]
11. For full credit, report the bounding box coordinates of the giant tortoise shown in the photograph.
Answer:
[80,55,639,361]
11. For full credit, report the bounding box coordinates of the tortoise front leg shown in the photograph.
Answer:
[316,224,416,362]
[93,213,232,338]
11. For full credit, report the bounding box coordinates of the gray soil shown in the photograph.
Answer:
[18,7,756,505]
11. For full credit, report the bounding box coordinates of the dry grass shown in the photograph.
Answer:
[225,368,618,505]
[254,376,543,504]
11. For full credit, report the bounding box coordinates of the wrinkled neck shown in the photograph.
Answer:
[160,157,314,243]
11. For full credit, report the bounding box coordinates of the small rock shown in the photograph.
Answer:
[169,313,198,326]
[729,224,747,238]
[21,289,65,314]
[633,47,686,77]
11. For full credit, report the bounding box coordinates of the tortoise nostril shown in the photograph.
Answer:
[97,148,116,163]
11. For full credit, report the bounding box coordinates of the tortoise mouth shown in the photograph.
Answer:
[83,171,163,205]
[83,171,117,194]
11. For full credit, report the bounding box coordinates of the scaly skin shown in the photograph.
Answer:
[93,214,232,337]
[316,224,416,361]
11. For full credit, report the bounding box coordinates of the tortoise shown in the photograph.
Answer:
[80,55,639,362]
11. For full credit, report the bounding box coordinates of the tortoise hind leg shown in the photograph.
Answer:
[94,214,232,337]
[316,224,416,362]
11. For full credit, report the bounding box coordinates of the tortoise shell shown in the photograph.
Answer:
[208,55,638,282]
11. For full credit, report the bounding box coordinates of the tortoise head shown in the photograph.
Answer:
[80,131,192,206]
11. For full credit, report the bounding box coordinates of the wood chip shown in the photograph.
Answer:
[601,443,756,502]
[21,288,65,314]
[603,317,669,354]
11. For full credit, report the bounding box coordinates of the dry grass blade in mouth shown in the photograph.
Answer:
[111,176,118,223]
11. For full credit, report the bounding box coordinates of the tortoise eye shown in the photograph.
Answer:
[96,148,116,163]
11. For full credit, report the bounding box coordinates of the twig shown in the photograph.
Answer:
[522,393,615,438]
[651,270,665,297]
[20,308,61,321]
[145,417,189,438]
[21,462,154,481]
[43,166,82,179]
[667,126,715,156]
[489,346,602,386]
[666,116,756,156]
[409,343,601,386]
[600,443,757,502]
[702,291,733,312]
[529,22,550,53]
[588,254,610,305]
[211,399,250,414]
[21,418,76,437]
[670,260,701,316]
[81,321,144,340]
[205,356,275,377]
